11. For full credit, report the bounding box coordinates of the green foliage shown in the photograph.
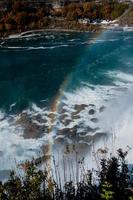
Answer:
[100,181,114,200]
[0,149,132,200]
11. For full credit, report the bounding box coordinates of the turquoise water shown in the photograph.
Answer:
[0,30,133,179]
[0,32,92,112]
[1,31,133,111]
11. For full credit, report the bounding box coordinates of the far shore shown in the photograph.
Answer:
[5,27,102,38]
[1,23,133,41]
[0,21,103,40]
[0,0,132,40]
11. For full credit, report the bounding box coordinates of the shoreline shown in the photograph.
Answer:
[0,1,132,40]
[2,19,133,40]
[0,23,103,40]
[1,29,101,40]
[0,28,101,40]
[2,25,133,41]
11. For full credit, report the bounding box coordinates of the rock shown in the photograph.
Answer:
[89,109,96,115]
[72,104,87,116]
[99,106,106,112]
[16,112,30,125]
[55,136,65,144]
[81,126,94,133]
[16,112,49,138]
[78,135,92,143]
[72,115,80,120]
[89,104,95,107]
[90,118,99,123]
[74,104,87,111]
[79,126,99,135]
[24,122,43,139]
[59,107,67,114]
[48,113,56,119]
[59,114,68,122]
[62,119,71,126]
[58,125,78,137]
[33,114,47,124]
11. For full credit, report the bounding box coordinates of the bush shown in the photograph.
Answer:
[0,149,132,200]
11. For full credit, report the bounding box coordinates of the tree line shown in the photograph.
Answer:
[0,0,128,36]
[56,1,128,21]
[0,148,133,200]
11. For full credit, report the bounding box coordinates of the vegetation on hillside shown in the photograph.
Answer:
[0,0,129,37]
[0,148,133,200]
[119,6,133,25]
[60,1,128,21]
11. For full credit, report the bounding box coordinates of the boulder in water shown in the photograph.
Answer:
[72,104,87,115]
[99,106,106,112]
[90,118,99,123]
[89,109,96,115]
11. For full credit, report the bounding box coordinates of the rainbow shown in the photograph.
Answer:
[45,30,103,169]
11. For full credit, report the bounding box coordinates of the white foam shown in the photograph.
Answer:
[0,109,51,172]
[107,70,133,83]
[2,44,69,51]
[58,70,133,165]
[28,44,69,50]
[6,47,26,49]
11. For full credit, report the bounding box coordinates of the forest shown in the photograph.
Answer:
[0,0,129,36]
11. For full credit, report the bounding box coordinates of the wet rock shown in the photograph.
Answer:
[79,126,99,135]
[33,114,47,124]
[80,126,94,133]
[16,112,49,139]
[69,125,78,136]
[87,126,96,132]
[58,125,78,137]
[59,107,67,114]
[16,112,30,125]
[89,104,95,107]
[59,113,72,126]
[72,115,80,120]
[55,136,65,145]
[72,104,87,115]
[24,122,44,139]
[48,113,56,119]
[62,119,71,126]
[88,109,96,115]
[99,106,106,113]
[90,118,99,123]
[78,138,92,145]
[74,104,87,111]
[59,114,68,122]
[58,128,70,135]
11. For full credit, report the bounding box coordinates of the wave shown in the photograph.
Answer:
[61,70,133,161]
[0,70,133,175]
[28,44,69,50]
[6,46,26,49]
[1,31,133,178]
[1,44,69,51]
